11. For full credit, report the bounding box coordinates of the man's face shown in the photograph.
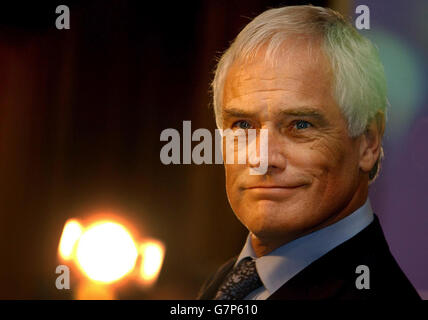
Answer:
[222,41,365,248]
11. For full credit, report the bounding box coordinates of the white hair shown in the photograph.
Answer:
[212,5,387,138]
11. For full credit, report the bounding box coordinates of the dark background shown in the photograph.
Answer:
[0,0,426,299]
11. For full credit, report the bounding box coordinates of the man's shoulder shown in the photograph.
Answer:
[269,214,421,299]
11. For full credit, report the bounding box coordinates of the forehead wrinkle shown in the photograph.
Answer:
[225,86,321,110]
[227,69,320,101]
[231,66,309,84]
[226,74,314,97]
[228,87,293,100]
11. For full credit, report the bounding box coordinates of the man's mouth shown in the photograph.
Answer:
[244,184,306,199]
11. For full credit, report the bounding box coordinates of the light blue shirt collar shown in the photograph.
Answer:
[236,198,374,299]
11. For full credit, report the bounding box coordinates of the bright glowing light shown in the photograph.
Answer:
[76,222,138,283]
[58,219,83,260]
[76,281,115,300]
[139,240,165,286]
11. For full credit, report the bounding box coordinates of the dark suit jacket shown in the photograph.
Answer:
[198,215,421,299]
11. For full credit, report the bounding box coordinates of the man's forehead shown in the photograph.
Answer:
[225,46,332,97]
[230,36,326,71]
[223,53,333,108]
[221,40,341,124]
[232,46,328,77]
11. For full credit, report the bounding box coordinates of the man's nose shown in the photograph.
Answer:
[265,128,287,174]
[248,128,287,174]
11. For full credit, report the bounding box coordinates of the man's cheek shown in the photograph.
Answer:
[225,166,241,195]
[298,139,346,171]
[288,147,329,176]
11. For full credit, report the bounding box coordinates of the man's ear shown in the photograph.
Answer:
[359,111,385,176]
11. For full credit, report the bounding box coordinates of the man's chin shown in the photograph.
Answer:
[248,198,299,216]
[245,210,301,235]
[242,202,314,237]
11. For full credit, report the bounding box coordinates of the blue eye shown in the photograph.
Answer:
[294,120,312,130]
[233,120,252,130]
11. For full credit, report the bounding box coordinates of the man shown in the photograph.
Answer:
[198,5,420,299]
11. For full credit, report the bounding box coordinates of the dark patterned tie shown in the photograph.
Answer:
[214,257,262,300]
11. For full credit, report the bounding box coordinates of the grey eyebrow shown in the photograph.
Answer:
[223,106,329,124]
[222,107,256,118]
[278,108,328,123]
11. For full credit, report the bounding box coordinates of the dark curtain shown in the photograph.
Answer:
[0,0,333,299]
